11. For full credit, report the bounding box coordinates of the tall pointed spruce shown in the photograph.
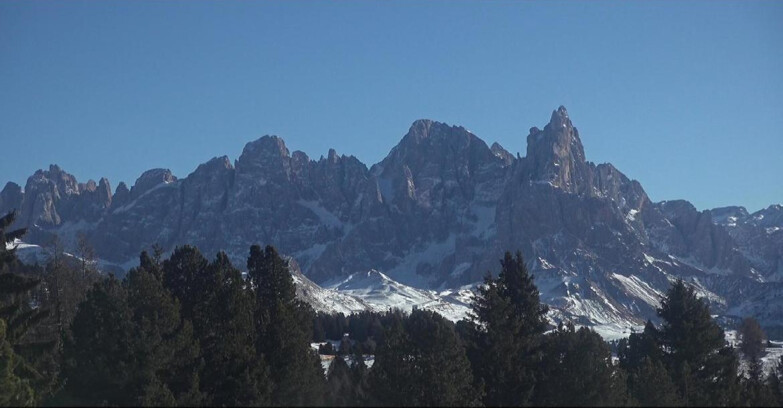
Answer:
[196,252,272,406]
[369,309,480,407]
[534,323,630,406]
[247,245,325,406]
[0,211,53,404]
[469,251,548,406]
[658,279,741,406]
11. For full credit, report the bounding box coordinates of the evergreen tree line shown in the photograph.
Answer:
[2,210,783,407]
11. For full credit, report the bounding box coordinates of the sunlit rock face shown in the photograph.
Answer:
[3,107,781,334]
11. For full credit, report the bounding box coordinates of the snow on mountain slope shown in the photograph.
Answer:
[289,258,472,321]
[290,260,373,315]
[329,270,473,322]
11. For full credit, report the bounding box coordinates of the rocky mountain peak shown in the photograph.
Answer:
[525,105,590,193]
[751,204,783,228]
[549,105,570,127]
[114,182,130,197]
[711,206,750,226]
[235,135,293,183]
[191,156,233,176]
[5,108,782,334]
[490,142,515,165]
[98,177,112,194]
[327,148,339,163]
[112,182,130,208]
[130,168,176,199]
[239,135,290,161]
[392,119,487,156]
[372,119,504,210]
[404,119,436,144]
[0,182,23,213]
[33,164,79,197]
[79,179,97,193]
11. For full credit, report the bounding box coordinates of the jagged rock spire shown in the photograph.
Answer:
[524,105,590,193]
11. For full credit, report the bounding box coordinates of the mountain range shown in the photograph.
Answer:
[3,106,781,337]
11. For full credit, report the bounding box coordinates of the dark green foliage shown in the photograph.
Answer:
[313,310,390,355]
[248,244,326,406]
[369,309,480,407]
[618,320,682,406]
[0,319,34,407]
[125,260,203,405]
[325,353,370,407]
[469,251,548,406]
[63,275,135,404]
[162,245,210,321]
[194,252,271,406]
[0,211,46,348]
[327,356,357,406]
[739,373,778,407]
[534,323,630,406]
[618,320,664,371]
[64,263,203,406]
[319,342,337,355]
[657,280,741,406]
[0,211,56,404]
[626,357,681,407]
[739,317,766,380]
[349,351,370,406]
[736,318,776,407]
[314,312,349,342]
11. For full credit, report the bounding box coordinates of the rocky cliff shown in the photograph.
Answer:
[3,106,781,333]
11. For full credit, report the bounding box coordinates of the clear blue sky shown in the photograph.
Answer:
[1,1,781,212]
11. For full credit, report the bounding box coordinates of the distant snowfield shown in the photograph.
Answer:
[297,268,475,322]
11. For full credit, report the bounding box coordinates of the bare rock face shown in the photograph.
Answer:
[130,168,177,199]
[311,119,511,286]
[5,107,782,332]
[525,106,593,194]
[712,204,783,282]
[490,142,514,166]
[0,182,23,214]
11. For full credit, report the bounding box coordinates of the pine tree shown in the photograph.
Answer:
[658,279,741,406]
[247,244,325,406]
[63,275,135,405]
[64,258,204,406]
[469,251,548,406]
[369,309,480,407]
[196,251,271,406]
[618,320,664,372]
[0,319,34,407]
[617,320,682,405]
[534,323,630,406]
[125,260,203,406]
[739,317,766,380]
[327,355,356,406]
[0,211,54,404]
[0,212,44,347]
[162,245,210,321]
[349,350,370,406]
[627,357,682,406]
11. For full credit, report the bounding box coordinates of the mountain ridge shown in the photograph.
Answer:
[3,106,781,333]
